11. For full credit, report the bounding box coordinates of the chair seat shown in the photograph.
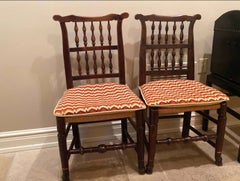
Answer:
[139,79,229,107]
[54,82,146,117]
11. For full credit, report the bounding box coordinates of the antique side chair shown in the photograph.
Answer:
[53,13,146,180]
[135,14,229,174]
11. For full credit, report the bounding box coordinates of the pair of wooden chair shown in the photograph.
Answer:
[53,12,229,180]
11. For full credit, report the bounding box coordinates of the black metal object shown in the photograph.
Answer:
[210,10,240,88]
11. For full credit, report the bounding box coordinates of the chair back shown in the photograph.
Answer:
[53,13,129,89]
[135,14,201,85]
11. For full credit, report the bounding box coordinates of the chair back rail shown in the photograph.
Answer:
[135,14,201,85]
[53,13,129,89]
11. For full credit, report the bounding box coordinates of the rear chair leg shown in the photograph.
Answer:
[182,112,191,138]
[202,80,212,132]
[136,110,145,174]
[238,146,240,162]
[215,101,227,166]
[121,118,128,144]
[146,108,159,174]
[72,123,80,149]
[56,117,70,181]
[202,110,209,131]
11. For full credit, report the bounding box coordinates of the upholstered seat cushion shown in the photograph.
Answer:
[54,82,146,117]
[139,79,229,107]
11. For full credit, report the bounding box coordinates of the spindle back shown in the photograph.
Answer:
[53,13,129,89]
[135,14,201,85]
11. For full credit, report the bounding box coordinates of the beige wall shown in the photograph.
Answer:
[0,1,239,132]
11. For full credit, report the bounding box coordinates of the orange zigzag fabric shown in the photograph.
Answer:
[54,82,146,117]
[140,79,229,107]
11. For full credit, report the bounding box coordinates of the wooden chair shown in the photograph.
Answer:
[53,13,146,180]
[135,14,229,174]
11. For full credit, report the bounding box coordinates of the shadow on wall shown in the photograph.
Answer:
[30,33,66,126]
[124,42,140,95]
[198,53,212,84]
[124,42,212,92]
[30,28,142,125]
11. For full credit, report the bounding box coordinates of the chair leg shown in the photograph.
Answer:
[202,80,212,132]
[182,112,191,137]
[146,107,159,174]
[202,110,209,131]
[121,118,128,144]
[56,117,70,181]
[72,123,80,149]
[238,145,240,163]
[215,101,227,166]
[136,110,145,174]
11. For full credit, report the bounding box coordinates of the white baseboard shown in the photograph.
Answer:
[0,116,205,154]
[0,122,123,154]
[0,127,58,153]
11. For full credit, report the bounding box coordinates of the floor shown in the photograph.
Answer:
[1,99,240,181]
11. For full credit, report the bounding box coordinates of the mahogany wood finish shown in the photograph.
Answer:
[135,14,227,174]
[53,13,145,180]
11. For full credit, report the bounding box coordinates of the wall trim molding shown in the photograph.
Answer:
[0,121,123,154]
[0,116,205,154]
[0,127,58,153]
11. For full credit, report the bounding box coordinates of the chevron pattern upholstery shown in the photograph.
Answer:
[54,82,146,117]
[140,79,229,107]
